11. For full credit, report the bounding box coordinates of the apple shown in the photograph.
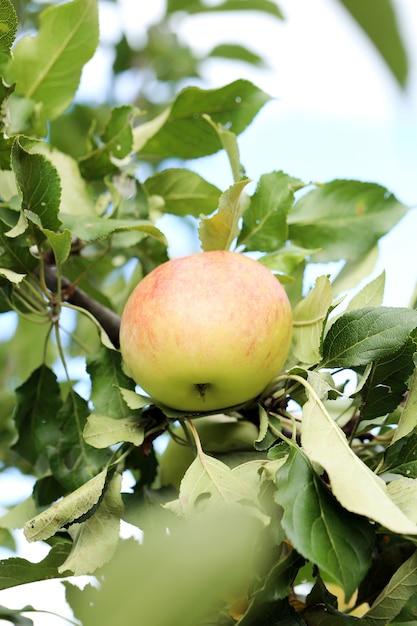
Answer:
[119,250,292,412]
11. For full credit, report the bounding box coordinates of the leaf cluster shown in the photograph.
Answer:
[0,1,415,625]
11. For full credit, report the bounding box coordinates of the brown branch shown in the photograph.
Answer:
[39,266,121,348]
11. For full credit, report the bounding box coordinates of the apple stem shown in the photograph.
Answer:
[186,417,205,460]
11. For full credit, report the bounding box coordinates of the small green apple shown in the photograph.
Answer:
[119,250,292,412]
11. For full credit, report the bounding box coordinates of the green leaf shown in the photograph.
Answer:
[292,276,333,365]
[41,228,72,265]
[0,605,34,626]
[322,307,417,368]
[238,171,303,252]
[48,391,110,491]
[0,497,38,530]
[0,542,72,590]
[208,43,265,67]
[0,0,17,54]
[12,140,61,231]
[0,267,25,284]
[79,106,137,179]
[275,446,373,599]
[84,414,144,448]
[165,451,262,517]
[12,365,63,466]
[332,246,379,296]
[381,434,417,479]
[347,272,385,311]
[288,180,408,263]
[143,168,221,217]
[363,550,417,625]
[336,0,408,88]
[202,115,242,183]
[167,0,284,19]
[86,346,137,420]
[299,379,417,535]
[392,369,417,443]
[58,473,123,575]
[258,244,319,277]
[24,469,107,542]
[134,80,271,159]
[357,332,417,420]
[387,478,417,523]
[5,0,99,125]
[198,178,251,251]
[60,213,167,246]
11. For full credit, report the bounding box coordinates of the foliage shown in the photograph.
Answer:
[0,0,416,625]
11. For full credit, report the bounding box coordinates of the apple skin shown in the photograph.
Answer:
[119,250,292,412]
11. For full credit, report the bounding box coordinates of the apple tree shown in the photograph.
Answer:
[0,1,417,625]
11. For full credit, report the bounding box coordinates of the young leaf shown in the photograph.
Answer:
[391,369,417,443]
[41,229,72,265]
[202,114,242,183]
[299,380,417,535]
[321,307,417,368]
[0,542,72,591]
[258,244,319,277]
[288,180,408,263]
[387,477,417,523]
[238,171,303,253]
[84,414,144,448]
[165,451,261,517]
[5,0,99,124]
[292,275,333,364]
[58,472,123,575]
[0,0,17,54]
[275,446,373,599]
[60,213,167,246]
[79,105,137,179]
[346,272,385,311]
[12,140,61,231]
[381,433,417,479]
[0,268,25,284]
[363,550,417,625]
[143,168,221,217]
[135,80,271,159]
[24,469,107,542]
[199,178,251,251]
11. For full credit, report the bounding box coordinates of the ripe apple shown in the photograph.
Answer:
[119,250,292,412]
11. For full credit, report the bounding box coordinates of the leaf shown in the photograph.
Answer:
[392,369,417,443]
[0,605,34,626]
[84,414,144,448]
[79,105,138,179]
[5,0,99,124]
[321,307,417,368]
[356,332,417,420]
[143,168,221,217]
[198,178,251,251]
[387,478,417,523]
[0,0,17,54]
[24,469,107,542]
[0,267,25,283]
[363,550,417,625]
[134,79,271,159]
[0,497,38,530]
[202,114,242,183]
[258,244,319,277]
[381,434,417,479]
[288,180,408,263]
[336,0,408,88]
[299,381,417,535]
[0,542,72,590]
[86,345,137,420]
[41,228,72,265]
[48,391,110,491]
[167,0,284,19]
[238,171,303,253]
[12,365,63,466]
[60,213,167,245]
[347,272,385,311]
[12,140,61,232]
[275,446,373,599]
[58,472,123,575]
[332,246,379,296]
[165,451,261,517]
[292,276,333,364]
[118,387,152,410]
[208,43,265,67]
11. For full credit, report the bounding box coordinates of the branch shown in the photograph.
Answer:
[40,266,121,348]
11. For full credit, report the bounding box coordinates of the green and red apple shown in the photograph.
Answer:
[119,250,292,412]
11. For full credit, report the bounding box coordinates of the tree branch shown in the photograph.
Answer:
[40,266,121,348]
